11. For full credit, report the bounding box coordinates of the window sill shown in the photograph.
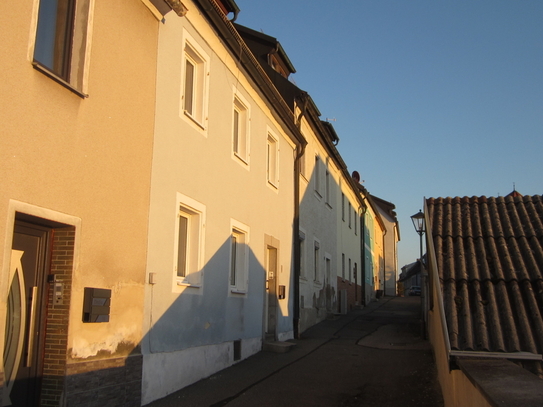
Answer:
[183,110,206,131]
[230,288,247,294]
[32,62,88,98]
[234,152,249,166]
[177,281,201,288]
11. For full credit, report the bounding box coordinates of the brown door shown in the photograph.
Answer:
[4,222,50,406]
[266,246,277,339]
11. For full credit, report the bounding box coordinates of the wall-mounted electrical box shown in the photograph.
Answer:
[83,287,111,323]
[278,285,286,299]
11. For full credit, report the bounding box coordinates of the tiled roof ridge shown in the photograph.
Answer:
[427,194,543,239]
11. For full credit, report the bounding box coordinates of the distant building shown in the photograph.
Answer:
[370,195,400,296]
[398,260,422,296]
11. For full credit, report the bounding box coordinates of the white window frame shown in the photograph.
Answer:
[348,201,352,228]
[232,91,250,165]
[173,193,205,289]
[342,193,345,221]
[181,30,209,130]
[229,219,249,294]
[266,130,279,188]
[355,207,358,235]
[314,155,322,198]
[31,0,94,96]
[325,168,331,206]
[342,253,345,280]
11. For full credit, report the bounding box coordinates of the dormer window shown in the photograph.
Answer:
[269,54,288,78]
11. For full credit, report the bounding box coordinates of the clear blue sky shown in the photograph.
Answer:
[234,0,543,269]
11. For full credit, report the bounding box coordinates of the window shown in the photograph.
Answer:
[314,156,321,196]
[354,262,358,282]
[314,240,320,282]
[342,193,345,221]
[342,253,345,279]
[299,230,306,279]
[348,201,352,228]
[354,209,358,235]
[325,169,331,205]
[349,258,352,282]
[174,194,205,287]
[299,123,308,178]
[233,94,249,163]
[182,34,209,127]
[267,133,279,187]
[230,221,249,293]
[299,146,306,177]
[33,0,92,95]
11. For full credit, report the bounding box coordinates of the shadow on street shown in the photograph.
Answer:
[147,297,444,407]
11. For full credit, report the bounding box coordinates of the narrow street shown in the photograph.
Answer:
[147,297,444,407]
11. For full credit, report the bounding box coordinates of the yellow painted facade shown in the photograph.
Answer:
[0,0,160,404]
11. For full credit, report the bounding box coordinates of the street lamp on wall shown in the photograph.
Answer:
[411,209,427,338]
[411,209,425,236]
[411,210,425,264]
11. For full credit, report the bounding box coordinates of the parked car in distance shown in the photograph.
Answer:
[408,286,421,296]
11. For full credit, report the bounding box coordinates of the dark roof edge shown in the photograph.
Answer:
[233,23,296,73]
[192,0,305,147]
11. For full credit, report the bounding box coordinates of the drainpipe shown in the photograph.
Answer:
[293,94,308,339]
[229,8,239,22]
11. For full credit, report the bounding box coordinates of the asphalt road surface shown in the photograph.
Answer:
[147,296,444,407]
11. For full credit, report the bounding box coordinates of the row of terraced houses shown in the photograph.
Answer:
[0,1,399,405]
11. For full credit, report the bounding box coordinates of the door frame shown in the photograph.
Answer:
[1,200,80,406]
[263,234,280,341]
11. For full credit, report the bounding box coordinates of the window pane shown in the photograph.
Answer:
[267,136,277,184]
[314,246,319,280]
[184,59,195,115]
[230,234,237,286]
[34,0,75,79]
[233,109,239,154]
[177,215,189,277]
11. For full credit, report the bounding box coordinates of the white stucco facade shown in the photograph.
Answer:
[141,3,299,403]
[297,112,339,332]
[336,177,363,312]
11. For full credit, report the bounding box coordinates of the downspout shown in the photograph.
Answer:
[229,8,239,22]
[293,94,308,339]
